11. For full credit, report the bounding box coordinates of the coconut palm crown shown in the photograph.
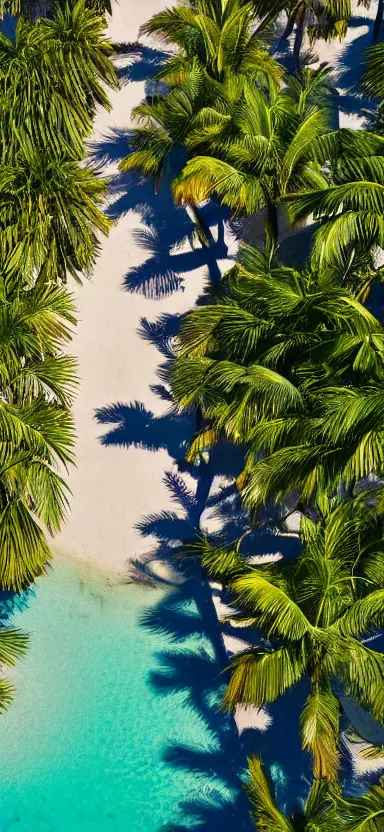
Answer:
[194,496,384,781]
[0,2,117,161]
[0,152,111,284]
[172,69,331,246]
[171,245,384,501]
[0,263,77,590]
[139,0,282,89]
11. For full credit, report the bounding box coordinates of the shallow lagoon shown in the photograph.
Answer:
[0,557,240,832]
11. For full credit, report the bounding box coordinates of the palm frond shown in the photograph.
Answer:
[224,644,306,710]
[337,784,384,831]
[245,757,294,832]
[300,684,340,780]
[332,591,384,639]
[231,573,313,640]
[0,500,51,591]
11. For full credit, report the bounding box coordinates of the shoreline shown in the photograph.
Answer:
[49,545,153,594]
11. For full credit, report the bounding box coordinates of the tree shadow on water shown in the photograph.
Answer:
[136,472,255,831]
[0,588,33,623]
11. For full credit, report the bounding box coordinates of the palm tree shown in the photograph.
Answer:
[171,245,384,473]
[121,73,277,244]
[362,42,384,100]
[37,1,117,118]
[0,265,77,590]
[0,17,89,160]
[283,128,384,273]
[0,4,114,285]
[0,152,111,284]
[172,72,330,248]
[0,3,117,161]
[0,628,28,712]
[195,497,384,780]
[120,1,282,242]
[139,0,282,90]
[0,0,112,21]
[246,757,384,831]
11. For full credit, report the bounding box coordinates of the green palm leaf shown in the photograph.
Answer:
[224,645,307,710]
[232,573,313,640]
[337,643,384,723]
[332,591,384,639]
[0,500,52,591]
[362,42,384,99]
[338,784,384,831]
[245,757,294,832]
[300,684,340,780]
[0,627,28,712]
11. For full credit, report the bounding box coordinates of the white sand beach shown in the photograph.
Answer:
[54,0,209,577]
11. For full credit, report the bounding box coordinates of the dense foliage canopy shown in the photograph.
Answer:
[194,495,384,779]
[134,0,384,821]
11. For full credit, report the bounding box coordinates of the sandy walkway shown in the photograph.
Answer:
[55,0,377,579]
[54,0,212,576]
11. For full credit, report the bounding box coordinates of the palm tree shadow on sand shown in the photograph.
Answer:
[113,44,169,91]
[334,15,378,121]
[88,124,229,299]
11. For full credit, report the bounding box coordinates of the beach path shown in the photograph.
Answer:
[55,0,377,578]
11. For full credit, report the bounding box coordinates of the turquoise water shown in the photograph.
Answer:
[0,557,239,832]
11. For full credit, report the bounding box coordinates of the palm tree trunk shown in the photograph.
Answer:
[373,0,384,42]
[281,4,300,40]
[265,201,279,249]
[189,203,215,248]
[293,1,306,73]
[189,204,224,291]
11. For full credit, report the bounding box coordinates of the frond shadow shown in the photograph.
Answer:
[334,16,377,119]
[94,400,195,460]
[87,112,230,298]
[114,44,169,93]
[0,587,34,623]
